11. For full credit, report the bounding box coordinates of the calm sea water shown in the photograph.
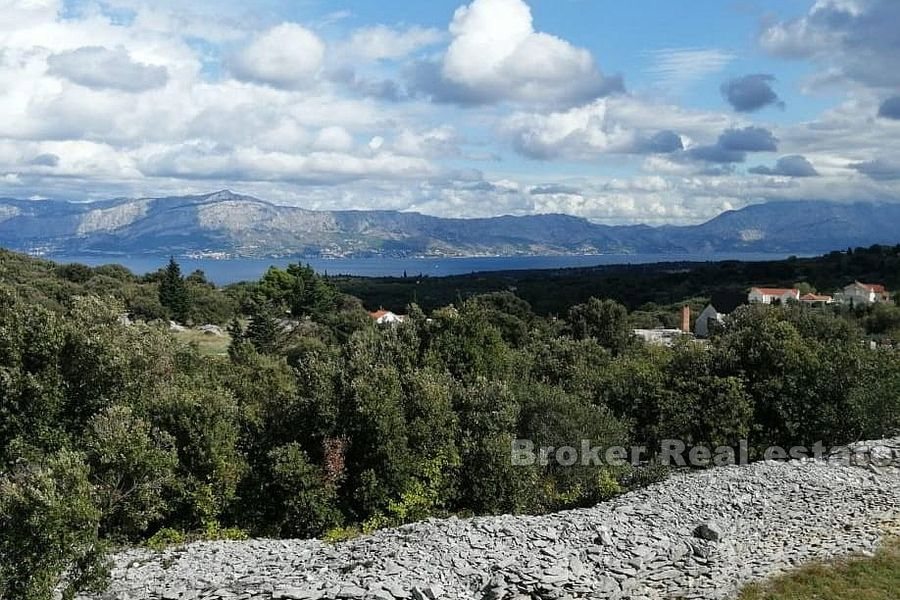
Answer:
[48,253,793,285]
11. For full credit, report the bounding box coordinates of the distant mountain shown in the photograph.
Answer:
[1,191,899,258]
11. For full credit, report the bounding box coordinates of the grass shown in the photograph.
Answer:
[739,537,900,600]
[172,329,231,357]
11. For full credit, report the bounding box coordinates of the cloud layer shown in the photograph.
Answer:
[0,0,899,225]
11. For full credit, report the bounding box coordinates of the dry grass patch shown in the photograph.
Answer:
[173,329,231,357]
[739,537,900,600]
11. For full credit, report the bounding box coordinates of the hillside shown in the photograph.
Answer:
[78,439,900,600]
[3,191,900,257]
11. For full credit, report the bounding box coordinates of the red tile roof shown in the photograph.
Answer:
[860,283,887,293]
[800,293,832,301]
[369,309,390,320]
[752,287,799,296]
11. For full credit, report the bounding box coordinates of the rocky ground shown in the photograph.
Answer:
[80,439,900,600]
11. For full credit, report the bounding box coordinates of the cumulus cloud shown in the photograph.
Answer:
[327,67,404,101]
[231,23,325,89]
[851,158,900,181]
[686,126,779,164]
[503,99,633,159]
[721,74,784,112]
[878,96,900,120]
[501,96,732,160]
[632,130,684,154]
[760,0,900,90]
[4,0,900,225]
[749,155,819,177]
[410,0,621,107]
[46,46,168,92]
[718,126,779,152]
[392,126,460,158]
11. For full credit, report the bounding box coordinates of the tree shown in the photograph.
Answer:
[265,443,342,538]
[84,405,178,540]
[244,303,280,354]
[0,449,109,600]
[567,298,632,355]
[158,258,190,323]
[454,379,533,514]
[257,263,338,319]
[149,384,245,530]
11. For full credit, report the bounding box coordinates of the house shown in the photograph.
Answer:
[369,309,406,325]
[748,287,800,304]
[694,291,746,338]
[632,328,686,347]
[836,281,891,306]
[634,306,695,346]
[799,293,833,305]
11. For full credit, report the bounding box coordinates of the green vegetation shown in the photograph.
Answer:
[739,538,900,600]
[1,246,899,598]
[334,244,900,317]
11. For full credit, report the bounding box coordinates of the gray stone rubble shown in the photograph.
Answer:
[81,439,900,600]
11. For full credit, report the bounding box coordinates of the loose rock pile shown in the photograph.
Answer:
[81,439,900,600]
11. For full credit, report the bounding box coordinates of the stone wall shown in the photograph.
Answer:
[81,439,900,600]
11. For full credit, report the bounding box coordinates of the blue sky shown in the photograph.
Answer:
[2,0,900,224]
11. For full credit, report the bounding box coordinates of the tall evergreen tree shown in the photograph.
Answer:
[158,257,189,323]
[245,304,279,354]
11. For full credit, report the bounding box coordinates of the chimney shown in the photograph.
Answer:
[681,305,691,333]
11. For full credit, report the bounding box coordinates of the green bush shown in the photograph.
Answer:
[145,528,186,551]
[0,450,109,600]
[266,443,342,538]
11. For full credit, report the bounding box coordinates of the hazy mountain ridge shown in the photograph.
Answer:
[2,191,900,257]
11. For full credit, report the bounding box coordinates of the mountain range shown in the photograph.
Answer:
[2,191,899,258]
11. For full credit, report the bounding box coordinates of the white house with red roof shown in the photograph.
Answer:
[369,308,406,325]
[799,292,833,305]
[837,281,891,306]
[748,287,801,304]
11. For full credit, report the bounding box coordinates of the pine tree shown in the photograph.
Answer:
[245,304,279,354]
[158,257,189,323]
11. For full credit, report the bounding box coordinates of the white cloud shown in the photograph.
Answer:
[136,143,435,184]
[3,0,900,226]
[412,0,620,107]
[0,0,60,30]
[344,25,444,61]
[231,23,325,89]
[312,126,354,152]
[392,126,460,158]
[503,99,635,159]
[501,96,735,160]
[759,0,900,91]
[47,46,168,91]
[644,48,735,91]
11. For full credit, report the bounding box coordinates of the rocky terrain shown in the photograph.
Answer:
[5,191,900,257]
[80,439,900,600]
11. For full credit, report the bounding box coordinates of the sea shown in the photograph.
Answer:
[47,252,795,285]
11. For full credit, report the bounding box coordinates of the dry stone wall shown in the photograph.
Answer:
[80,439,900,600]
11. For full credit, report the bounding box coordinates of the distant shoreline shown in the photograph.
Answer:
[44,252,797,285]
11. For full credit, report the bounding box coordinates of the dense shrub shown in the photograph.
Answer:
[1,248,898,597]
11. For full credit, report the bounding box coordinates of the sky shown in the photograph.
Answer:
[2,0,900,224]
